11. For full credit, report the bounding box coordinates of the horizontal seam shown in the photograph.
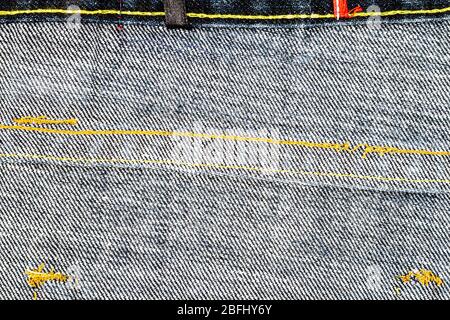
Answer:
[0,7,449,20]
[1,152,450,185]
[187,13,334,20]
[1,124,449,159]
[0,9,165,17]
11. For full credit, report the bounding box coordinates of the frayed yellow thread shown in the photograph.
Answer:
[25,263,69,300]
[2,152,450,185]
[399,269,443,287]
[0,123,449,159]
[25,263,69,289]
[13,116,78,126]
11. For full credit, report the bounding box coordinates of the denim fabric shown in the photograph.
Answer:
[1,17,450,299]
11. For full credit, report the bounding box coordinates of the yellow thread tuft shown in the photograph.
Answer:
[25,263,69,289]
[398,269,443,287]
[13,116,78,126]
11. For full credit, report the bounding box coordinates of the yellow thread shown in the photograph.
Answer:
[354,6,450,18]
[186,12,335,20]
[0,9,165,17]
[2,152,450,185]
[1,124,450,159]
[33,291,37,300]
[0,7,450,20]
[398,269,444,287]
[25,263,69,289]
[13,116,78,126]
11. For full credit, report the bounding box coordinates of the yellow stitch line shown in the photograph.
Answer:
[0,9,165,17]
[1,124,450,159]
[354,6,450,17]
[2,152,450,185]
[13,116,78,126]
[186,12,335,20]
[1,7,450,19]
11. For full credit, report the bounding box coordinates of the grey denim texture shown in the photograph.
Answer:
[1,18,450,299]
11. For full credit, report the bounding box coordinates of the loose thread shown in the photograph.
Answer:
[398,269,444,287]
[25,263,69,289]
[25,263,69,299]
